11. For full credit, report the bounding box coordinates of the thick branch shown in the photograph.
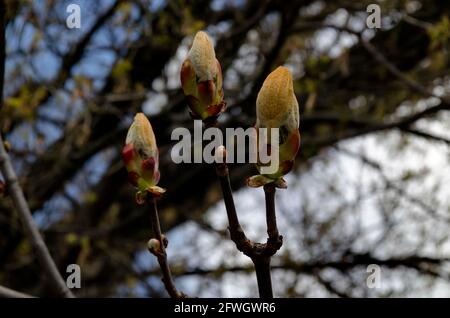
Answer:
[253,258,273,299]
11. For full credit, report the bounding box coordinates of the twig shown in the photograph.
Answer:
[401,127,450,146]
[210,122,283,298]
[147,195,184,298]
[215,159,254,255]
[215,160,276,298]
[0,3,73,298]
[253,258,273,298]
[0,285,35,298]
[248,184,284,298]
[264,184,283,254]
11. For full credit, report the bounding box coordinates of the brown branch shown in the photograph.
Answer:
[215,158,254,256]
[147,195,184,298]
[253,258,273,298]
[251,183,284,298]
[215,158,279,298]
[401,127,450,146]
[303,101,450,149]
[0,285,35,298]
[264,183,283,255]
[211,126,283,298]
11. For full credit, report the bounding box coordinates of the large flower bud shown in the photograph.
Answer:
[122,113,165,198]
[180,31,226,121]
[248,66,301,188]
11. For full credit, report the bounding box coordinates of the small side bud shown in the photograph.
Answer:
[147,238,161,254]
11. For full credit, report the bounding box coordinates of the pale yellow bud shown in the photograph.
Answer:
[123,113,165,196]
[125,113,157,160]
[188,31,218,82]
[256,66,299,132]
[147,238,161,252]
[248,66,301,187]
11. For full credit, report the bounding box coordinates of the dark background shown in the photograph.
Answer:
[0,0,450,297]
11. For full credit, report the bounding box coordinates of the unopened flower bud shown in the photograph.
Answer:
[248,66,301,188]
[122,113,165,196]
[180,31,226,120]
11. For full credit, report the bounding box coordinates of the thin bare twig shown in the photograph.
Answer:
[215,159,254,255]
[210,122,283,298]
[147,195,184,298]
[215,160,277,298]
[401,127,450,146]
[264,184,283,255]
